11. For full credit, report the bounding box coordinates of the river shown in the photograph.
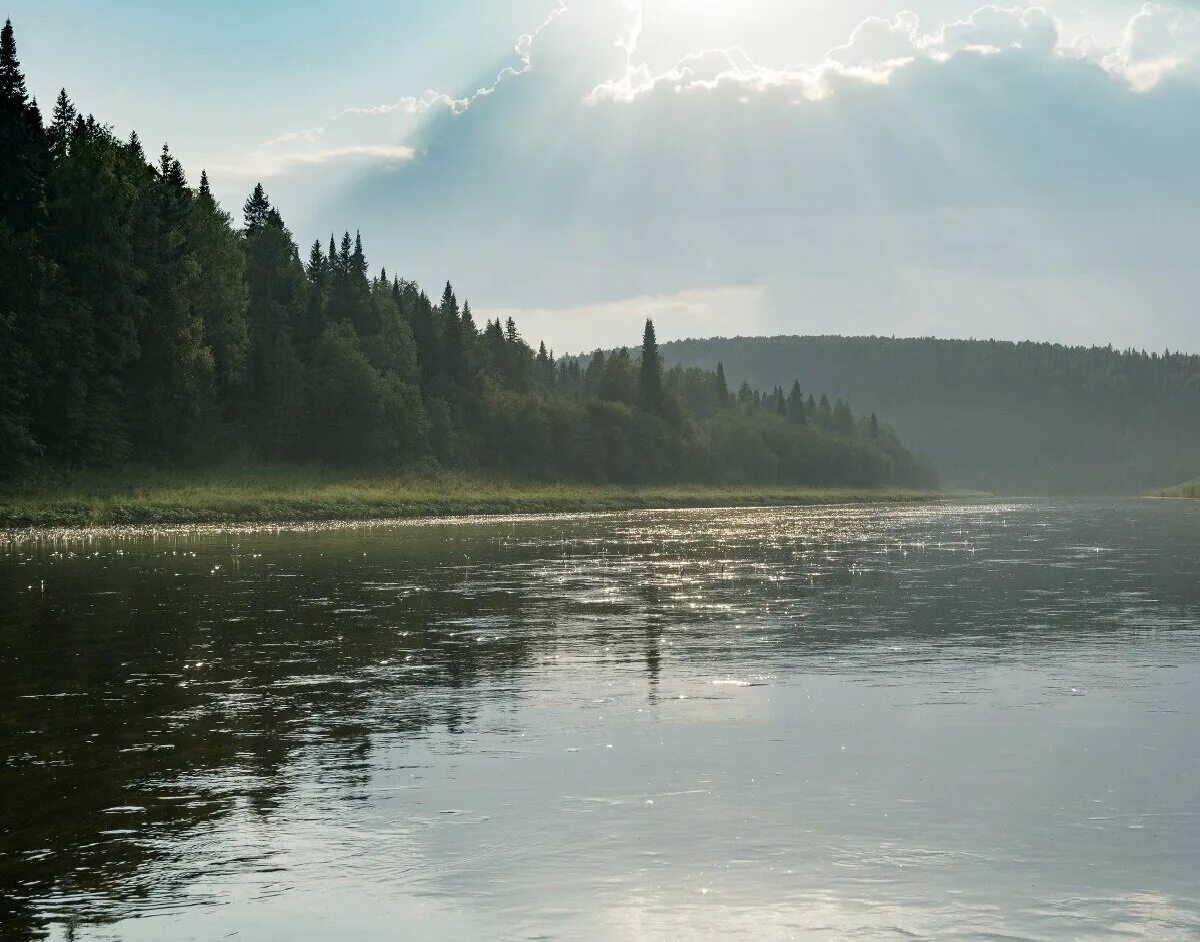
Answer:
[2,500,1198,940]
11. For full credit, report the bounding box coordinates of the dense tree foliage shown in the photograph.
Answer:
[0,23,934,489]
[663,335,1200,492]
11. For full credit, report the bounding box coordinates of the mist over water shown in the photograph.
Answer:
[2,500,1199,940]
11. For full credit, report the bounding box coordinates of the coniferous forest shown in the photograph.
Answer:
[0,22,934,491]
[662,335,1200,493]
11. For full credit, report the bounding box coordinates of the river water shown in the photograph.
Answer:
[1,500,1198,940]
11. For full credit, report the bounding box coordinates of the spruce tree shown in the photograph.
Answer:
[440,281,468,390]
[242,182,270,233]
[638,319,663,414]
[0,19,47,232]
[48,88,76,157]
[715,362,729,409]
[787,381,807,423]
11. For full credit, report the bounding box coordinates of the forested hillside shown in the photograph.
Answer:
[0,21,934,492]
[662,335,1200,492]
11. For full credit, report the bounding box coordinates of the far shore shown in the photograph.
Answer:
[0,470,980,530]
[1157,481,1200,499]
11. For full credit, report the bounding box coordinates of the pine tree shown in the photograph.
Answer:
[816,394,833,428]
[787,381,807,423]
[440,281,468,390]
[242,182,270,233]
[0,20,25,102]
[715,362,729,409]
[187,170,250,426]
[0,19,47,232]
[638,319,663,414]
[48,88,76,157]
[242,198,307,456]
[460,301,477,342]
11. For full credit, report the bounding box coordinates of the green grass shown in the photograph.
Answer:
[1157,479,1200,499]
[0,466,973,529]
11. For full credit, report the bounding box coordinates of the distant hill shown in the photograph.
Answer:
[661,336,1200,493]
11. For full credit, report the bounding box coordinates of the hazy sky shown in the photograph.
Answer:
[9,1,1200,352]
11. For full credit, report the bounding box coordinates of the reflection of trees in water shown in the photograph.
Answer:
[0,533,545,940]
[3,504,1182,939]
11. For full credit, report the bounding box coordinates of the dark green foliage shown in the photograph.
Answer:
[639,319,663,414]
[306,322,428,465]
[0,20,46,234]
[0,20,933,489]
[662,335,1200,492]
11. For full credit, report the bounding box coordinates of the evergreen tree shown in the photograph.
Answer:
[639,319,663,414]
[241,188,306,456]
[409,291,441,395]
[832,398,854,435]
[715,362,730,409]
[242,182,270,234]
[48,88,75,157]
[816,394,833,429]
[460,301,477,343]
[440,281,469,391]
[0,19,47,233]
[787,381,807,424]
[188,171,249,425]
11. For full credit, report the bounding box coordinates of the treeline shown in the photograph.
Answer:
[662,335,1200,492]
[0,21,934,489]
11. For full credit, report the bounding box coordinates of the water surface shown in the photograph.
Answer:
[2,500,1199,940]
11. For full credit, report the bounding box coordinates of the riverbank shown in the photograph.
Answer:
[0,468,971,528]
[1158,480,1200,499]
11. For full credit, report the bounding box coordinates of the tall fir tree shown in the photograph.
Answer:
[639,319,663,414]
[242,182,270,234]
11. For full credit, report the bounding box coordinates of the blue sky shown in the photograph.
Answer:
[9,1,1200,352]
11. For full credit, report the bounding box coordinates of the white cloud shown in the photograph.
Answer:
[476,286,771,354]
[589,4,1079,104]
[828,12,923,68]
[214,0,1200,353]
[930,5,1061,58]
[1102,3,1200,91]
[215,1,570,182]
[219,2,1200,180]
[211,145,414,181]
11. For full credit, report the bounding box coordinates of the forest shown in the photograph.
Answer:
[0,22,934,492]
[663,335,1200,493]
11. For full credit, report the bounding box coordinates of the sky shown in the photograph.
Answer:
[8,0,1200,353]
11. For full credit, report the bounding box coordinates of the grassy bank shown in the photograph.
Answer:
[0,467,968,528]
[1158,480,1200,499]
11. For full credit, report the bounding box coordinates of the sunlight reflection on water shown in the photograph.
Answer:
[2,500,1199,940]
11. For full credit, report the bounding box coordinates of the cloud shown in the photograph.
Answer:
[211,144,414,181]
[1103,2,1200,90]
[587,5,1082,104]
[221,0,1200,353]
[931,5,1061,57]
[214,1,571,181]
[221,2,1200,179]
[476,286,771,353]
[828,12,924,68]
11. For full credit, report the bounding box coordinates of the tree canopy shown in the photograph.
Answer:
[662,335,1200,492]
[0,21,934,490]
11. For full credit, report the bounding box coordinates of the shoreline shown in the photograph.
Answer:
[1156,482,1200,499]
[0,477,976,531]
